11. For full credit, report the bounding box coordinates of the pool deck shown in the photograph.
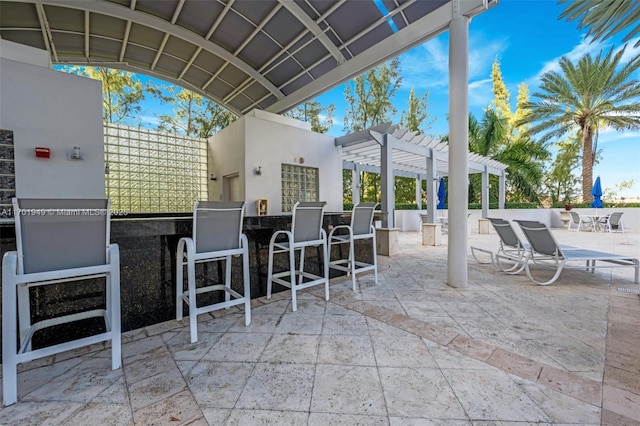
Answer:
[1,226,639,425]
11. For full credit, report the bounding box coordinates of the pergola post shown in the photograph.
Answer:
[352,165,361,206]
[426,153,437,223]
[380,133,394,228]
[415,175,423,210]
[447,2,469,288]
[499,172,506,209]
[481,166,489,218]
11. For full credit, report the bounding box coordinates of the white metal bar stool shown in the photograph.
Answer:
[328,202,378,290]
[2,198,121,406]
[176,201,251,343]
[267,201,329,312]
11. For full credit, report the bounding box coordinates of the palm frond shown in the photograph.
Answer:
[559,0,640,47]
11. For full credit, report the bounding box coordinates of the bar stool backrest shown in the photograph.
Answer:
[351,203,377,236]
[193,201,246,253]
[292,201,327,243]
[14,198,109,274]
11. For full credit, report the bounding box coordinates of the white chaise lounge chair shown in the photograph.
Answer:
[471,218,577,275]
[514,220,639,286]
[471,218,531,274]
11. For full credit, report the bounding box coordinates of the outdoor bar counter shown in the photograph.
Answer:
[0,212,373,347]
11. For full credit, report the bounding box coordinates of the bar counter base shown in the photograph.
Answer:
[0,213,372,349]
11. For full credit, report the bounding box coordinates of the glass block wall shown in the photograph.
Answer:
[104,124,208,213]
[0,129,15,216]
[281,164,319,212]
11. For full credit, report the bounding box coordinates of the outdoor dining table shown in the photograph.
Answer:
[585,213,609,232]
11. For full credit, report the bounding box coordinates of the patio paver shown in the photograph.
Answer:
[1,226,639,425]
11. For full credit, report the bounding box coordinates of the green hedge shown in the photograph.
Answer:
[343,202,540,210]
[468,202,539,209]
[552,202,640,209]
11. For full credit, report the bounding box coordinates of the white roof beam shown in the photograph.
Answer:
[278,0,345,65]
[118,20,132,62]
[266,0,493,113]
[34,1,58,62]
[84,10,89,58]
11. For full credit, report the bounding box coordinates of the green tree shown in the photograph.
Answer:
[64,66,146,124]
[469,109,548,203]
[513,83,531,131]
[544,137,582,205]
[604,179,635,202]
[490,60,532,137]
[517,46,640,201]
[399,88,435,133]
[342,59,402,203]
[154,87,235,138]
[342,58,437,206]
[396,88,434,206]
[491,60,512,122]
[343,58,402,132]
[285,101,336,133]
[560,0,640,47]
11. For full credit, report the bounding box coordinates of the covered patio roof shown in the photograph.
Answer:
[0,0,496,116]
[1,0,500,288]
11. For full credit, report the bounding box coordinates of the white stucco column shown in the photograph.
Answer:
[416,176,423,210]
[447,7,469,288]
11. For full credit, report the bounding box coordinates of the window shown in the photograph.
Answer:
[104,124,208,213]
[281,164,318,212]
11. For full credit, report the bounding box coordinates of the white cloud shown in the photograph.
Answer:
[597,128,640,143]
[468,78,493,108]
[400,38,449,89]
[399,32,508,91]
[528,35,639,87]
[136,115,161,127]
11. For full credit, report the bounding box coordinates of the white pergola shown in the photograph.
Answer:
[336,122,508,226]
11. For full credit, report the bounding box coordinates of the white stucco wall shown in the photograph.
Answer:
[208,110,343,215]
[0,55,105,198]
[395,207,640,232]
[207,116,246,202]
[0,39,50,68]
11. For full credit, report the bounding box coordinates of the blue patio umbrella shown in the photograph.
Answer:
[590,176,603,208]
[437,177,446,209]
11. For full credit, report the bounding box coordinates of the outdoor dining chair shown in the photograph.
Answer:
[599,212,625,233]
[176,201,251,344]
[2,198,121,406]
[267,201,329,312]
[568,211,596,232]
[328,202,378,290]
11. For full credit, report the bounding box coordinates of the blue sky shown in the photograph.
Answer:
[315,0,640,199]
[137,0,640,199]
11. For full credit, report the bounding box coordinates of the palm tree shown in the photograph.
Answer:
[469,109,548,203]
[559,0,640,47]
[517,46,640,201]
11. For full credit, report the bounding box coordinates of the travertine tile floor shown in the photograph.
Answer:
[1,226,639,425]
